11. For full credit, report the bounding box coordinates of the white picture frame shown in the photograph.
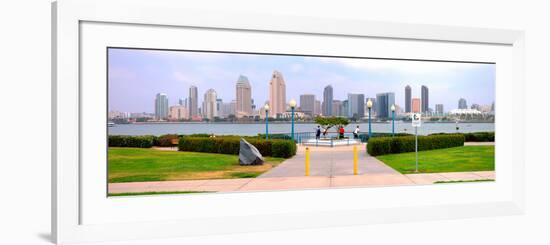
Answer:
[52,0,525,244]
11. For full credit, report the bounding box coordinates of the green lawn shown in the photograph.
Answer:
[376,146,494,174]
[108,147,285,183]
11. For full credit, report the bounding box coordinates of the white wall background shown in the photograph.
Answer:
[0,0,548,244]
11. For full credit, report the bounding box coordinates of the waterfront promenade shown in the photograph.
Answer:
[109,144,495,195]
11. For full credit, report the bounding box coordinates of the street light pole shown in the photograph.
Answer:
[264,104,270,140]
[367,99,373,139]
[391,104,396,137]
[289,99,297,141]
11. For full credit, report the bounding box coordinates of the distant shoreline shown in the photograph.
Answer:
[123,121,494,125]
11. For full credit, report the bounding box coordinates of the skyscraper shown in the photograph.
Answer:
[154,93,169,120]
[376,92,395,118]
[202,89,217,120]
[421,85,429,113]
[188,85,198,117]
[405,85,412,113]
[347,93,365,118]
[332,100,343,116]
[323,85,333,116]
[342,100,349,117]
[220,101,236,118]
[314,100,321,116]
[458,98,468,109]
[216,98,223,117]
[435,104,444,115]
[268,70,286,117]
[299,94,315,115]
[236,75,252,118]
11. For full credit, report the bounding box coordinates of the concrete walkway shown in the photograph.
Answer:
[108,170,494,194]
[259,144,403,178]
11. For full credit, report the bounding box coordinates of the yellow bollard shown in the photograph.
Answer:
[353,145,358,175]
[305,147,310,176]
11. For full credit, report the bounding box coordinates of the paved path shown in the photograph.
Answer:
[405,171,494,184]
[259,144,403,178]
[109,170,495,194]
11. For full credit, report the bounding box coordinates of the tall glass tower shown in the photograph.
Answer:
[323,85,333,116]
[155,93,169,120]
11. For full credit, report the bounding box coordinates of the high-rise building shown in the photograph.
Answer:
[365,97,376,116]
[471,104,480,110]
[342,100,349,117]
[219,101,236,118]
[314,100,321,116]
[347,93,365,118]
[323,85,333,116]
[154,93,169,120]
[332,100,343,117]
[376,92,395,118]
[299,94,315,115]
[169,105,188,120]
[268,71,286,117]
[405,85,412,113]
[421,85,429,113]
[188,85,198,117]
[236,75,252,118]
[412,98,421,113]
[458,98,468,109]
[435,104,444,115]
[202,89,217,120]
[216,99,223,117]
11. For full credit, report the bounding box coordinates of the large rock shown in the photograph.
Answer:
[239,138,264,165]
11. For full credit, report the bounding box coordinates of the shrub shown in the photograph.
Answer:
[156,134,180,147]
[463,132,495,142]
[367,134,465,156]
[429,132,494,142]
[178,136,296,158]
[108,135,156,148]
[271,140,297,158]
[257,133,292,140]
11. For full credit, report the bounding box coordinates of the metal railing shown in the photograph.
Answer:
[292,132,368,145]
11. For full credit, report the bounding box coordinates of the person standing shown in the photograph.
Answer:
[339,126,345,139]
[316,125,321,140]
[353,125,360,139]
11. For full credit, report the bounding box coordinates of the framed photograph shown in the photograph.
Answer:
[52,0,525,244]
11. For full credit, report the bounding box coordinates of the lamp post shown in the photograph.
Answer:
[264,104,270,140]
[367,99,373,139]
[289,99,297,141]
[391,104,396,137]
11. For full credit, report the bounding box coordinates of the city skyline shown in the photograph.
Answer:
[108,48,495,115]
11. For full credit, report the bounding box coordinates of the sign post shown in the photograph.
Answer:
[412,113,421,172]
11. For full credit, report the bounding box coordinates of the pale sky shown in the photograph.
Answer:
[108,48,495,113]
